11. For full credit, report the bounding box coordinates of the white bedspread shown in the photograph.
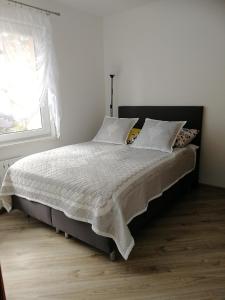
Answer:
[0,142,197,259]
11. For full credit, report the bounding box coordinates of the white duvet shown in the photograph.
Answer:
[0,142,197,259]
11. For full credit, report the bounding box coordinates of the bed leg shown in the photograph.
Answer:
[109,250,117,262]
[65,232,70,239]
[55,228,60,234]
[0,208,6,215]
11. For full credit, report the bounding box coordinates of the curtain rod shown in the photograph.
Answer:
[7,0,61,16]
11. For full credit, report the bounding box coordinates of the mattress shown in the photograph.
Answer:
[0,142,197,259]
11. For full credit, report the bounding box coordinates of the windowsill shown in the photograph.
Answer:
[0,133,58,149]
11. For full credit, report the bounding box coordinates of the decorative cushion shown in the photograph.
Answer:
[126,128,141,144]
[93,116,138,145]
[175,128,199,148]
[132,118,186,153]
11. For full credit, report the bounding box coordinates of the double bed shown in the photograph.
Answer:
[0,106,203,260]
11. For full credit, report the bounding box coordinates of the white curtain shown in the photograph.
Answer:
[0,1,61,137]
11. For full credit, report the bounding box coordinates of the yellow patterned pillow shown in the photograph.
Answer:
[127,128,141,144]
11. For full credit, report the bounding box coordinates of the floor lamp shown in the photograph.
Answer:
[110,74,115,117]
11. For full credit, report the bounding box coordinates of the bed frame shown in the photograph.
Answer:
[12,106,204,260]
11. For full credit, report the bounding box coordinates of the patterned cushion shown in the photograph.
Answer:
[175,128,199,148]
[126,128,141,144]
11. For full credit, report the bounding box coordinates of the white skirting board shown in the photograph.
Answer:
[0,157,21,186]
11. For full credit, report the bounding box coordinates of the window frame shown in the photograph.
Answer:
[0,21,56,147]
[0,100,55,147]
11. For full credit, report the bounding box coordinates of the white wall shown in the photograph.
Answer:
[104,0,225,188]
[0,0,105,160]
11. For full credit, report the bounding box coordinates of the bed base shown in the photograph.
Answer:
[12,171,195,260]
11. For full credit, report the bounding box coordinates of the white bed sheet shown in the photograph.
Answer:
[0,142,197,259]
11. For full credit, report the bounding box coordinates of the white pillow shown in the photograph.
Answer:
[132,118,186,153]
[93,116,138,145]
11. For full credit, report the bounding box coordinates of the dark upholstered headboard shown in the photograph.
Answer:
[118,106,204,148]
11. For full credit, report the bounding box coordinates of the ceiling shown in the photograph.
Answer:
[55,0,151,17]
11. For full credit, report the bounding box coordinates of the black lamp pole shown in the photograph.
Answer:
[110,74,115,117]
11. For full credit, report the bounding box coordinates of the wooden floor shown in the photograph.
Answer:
[0,185,225,300]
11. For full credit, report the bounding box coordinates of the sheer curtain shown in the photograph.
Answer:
[0,1,61,137]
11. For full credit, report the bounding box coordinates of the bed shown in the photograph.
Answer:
[0,106,204,260]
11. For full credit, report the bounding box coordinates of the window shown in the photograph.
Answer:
[0,4,60,146]
[0,31,51,144]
